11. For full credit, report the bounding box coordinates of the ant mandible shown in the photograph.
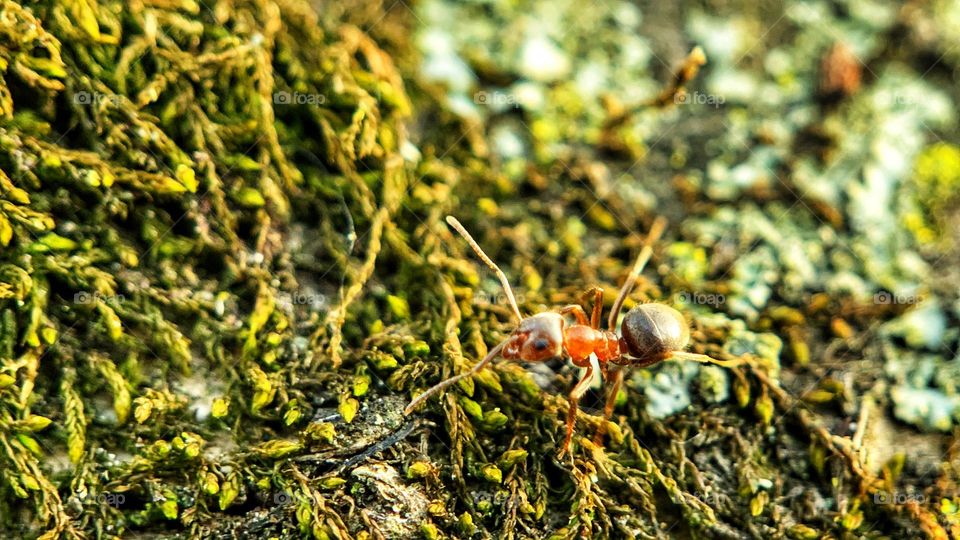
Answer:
[404,215,741,458]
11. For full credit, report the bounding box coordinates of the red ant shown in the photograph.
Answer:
[404,216,740,457]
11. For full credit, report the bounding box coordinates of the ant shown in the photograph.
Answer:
[404,215,741,457]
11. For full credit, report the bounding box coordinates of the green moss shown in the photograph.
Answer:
[910,142,960,242]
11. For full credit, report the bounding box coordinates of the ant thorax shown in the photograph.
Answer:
[564,324,620,364]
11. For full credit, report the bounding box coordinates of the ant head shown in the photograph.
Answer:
[503,312,565,361]
[445,216,563,362]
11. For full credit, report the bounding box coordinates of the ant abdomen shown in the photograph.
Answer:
[618,303,690,367]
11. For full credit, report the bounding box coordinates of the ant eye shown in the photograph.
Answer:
[533,339,548,351]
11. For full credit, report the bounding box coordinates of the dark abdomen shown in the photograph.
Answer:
[618,303,690,366]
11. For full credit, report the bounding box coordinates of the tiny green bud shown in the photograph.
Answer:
[175,164,198,193]
[297,501,312,531]
[202,472,220,495]
[604,421,624,446]
[472,368,502,393]
[369,352,399,370]
[16,434,42,457]
[420,522,440,540]
[219,475,239,510]
[18,415,53,432]
[211,397,230,419]
[161,498,178,519]
[184,443,200,458]
[305,422,336,444]
[403,340,430,357]
[386,295,410,319]
[457,512,475,534]
[134,400,152,423]
[352,374,371,397]
[498,449,528,469]
[37,233,77,252]
[283,408,301,426]
[8,476,28,498]
[458,396,483,421]
[482,409,509,430]
[407,461,432,479]
[787,524,820,540]
[339,396,359,423]
[152,439,171,457]
[41,327,57,345]
[20,473,40,491]
[840,506,863,530]
[755,392,774,425]
[321,477,346,489]
[750,491,768,517]
[255,439,303,458]
[480,464,502,484]
[234,187,266,208]
[733,376,750,408]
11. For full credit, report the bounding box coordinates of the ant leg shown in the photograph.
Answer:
[671,351,744,368]
[593,366,624,447]
[404,340,508,415]
[558,362,595,458]
[586,287,604,329]
[559,305,589,325]
[607,217,667,331]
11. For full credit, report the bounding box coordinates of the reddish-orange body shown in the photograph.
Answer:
[563,324,619,365]
[404,216,671,458]
[405,215,739,459]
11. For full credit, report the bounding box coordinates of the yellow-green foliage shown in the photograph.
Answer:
[0,0,415,535]
[914,143,960,206]
[908,143,960,242]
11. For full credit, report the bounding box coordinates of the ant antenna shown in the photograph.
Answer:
[608,216,668,330]
[446,216,523,322]
[404,340,507,414]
